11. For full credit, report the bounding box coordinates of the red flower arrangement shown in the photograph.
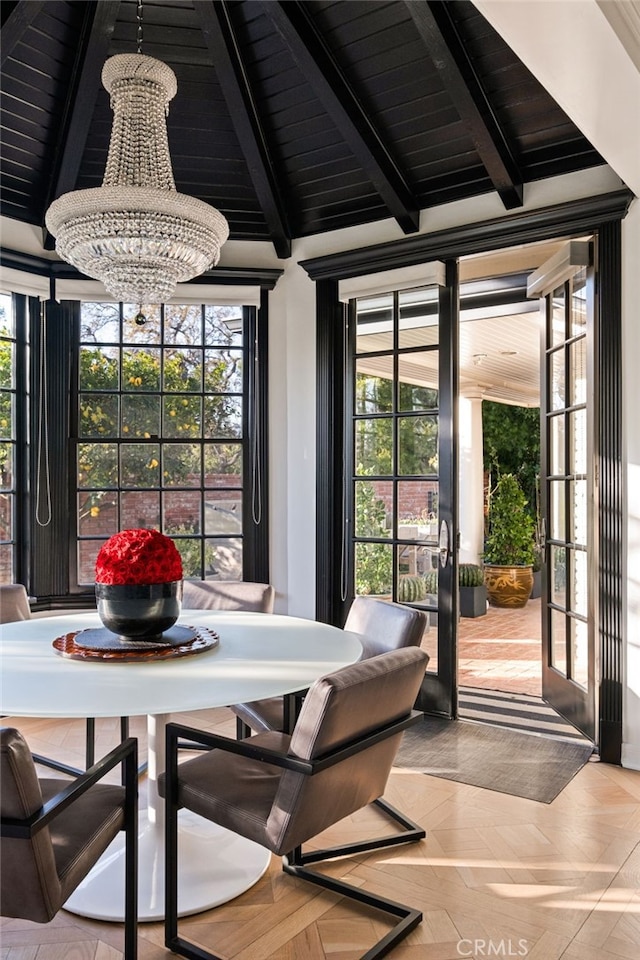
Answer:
[95,528,183,586]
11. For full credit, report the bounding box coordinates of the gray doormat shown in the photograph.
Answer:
[395,717,594,803]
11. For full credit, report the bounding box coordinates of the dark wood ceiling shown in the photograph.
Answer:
[1,0,603,259]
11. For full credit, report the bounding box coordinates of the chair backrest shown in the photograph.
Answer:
[266,647,428,854]
[345,595,427,659]
[0,584,31,624]
[1,727,61,921]
[182,580,275,613]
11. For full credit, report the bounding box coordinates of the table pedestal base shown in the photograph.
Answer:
[64,809,271,922]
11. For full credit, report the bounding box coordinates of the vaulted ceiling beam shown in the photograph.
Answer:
[195,0,291,259]
[0,1,47,68]
[260,0,420,235]
[42,1,121,247]
[408,0,524,209]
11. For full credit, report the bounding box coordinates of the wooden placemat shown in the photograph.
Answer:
[52,625,219,663]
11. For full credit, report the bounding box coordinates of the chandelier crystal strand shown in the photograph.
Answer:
[45,54,229,303]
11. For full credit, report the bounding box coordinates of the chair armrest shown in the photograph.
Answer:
[1,737,138,840]
[166,710,422,777]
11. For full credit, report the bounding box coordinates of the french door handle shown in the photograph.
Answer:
[439,520,450,568]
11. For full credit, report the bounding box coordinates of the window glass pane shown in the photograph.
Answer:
[399,287,439,349]
[355,541,392,598]
[0,543,14,583]
[163,443,201,486]
[81,302,120,342]
[550,480,565,541]
[355,419,393,475]
[571,617,588,688]
[122,303,161,342]
[164,348,203,392]
[79,394,119,437]
[356,295,393,353]
[164,304,202,345]
[398,480,438,539]
[78,540,102,585]
[121,443,160,487]
[398,415,438,475]
[80,345,119,391]
[569,337,586,406]
[204,349,243,394]
[550,346,565,410]
[355,361,393,414]
[570,548,588,618]
[207,537,242,580]
[163,396,201,438]
[355,480,391,538]
[551,286,565,347]
[0,341,14,389]
[0,441,13,488]
[571,268,587,336]
[78,442,118,488]
[204,306,243,346]
[78,492,118,536]
[398,352,438,411]
[121,490,160,530]
[123,394,160,438]
[163,490,201,535]
[204,395,242,437]
[550,608,567,675]
[204,443,242,484]
[122,348,160,391]
[571,479,587,545]
[549,413,565,475]
[205,495,242,535]
[551,545,566,607]
[569,408,587,475]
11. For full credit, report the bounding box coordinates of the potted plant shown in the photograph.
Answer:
[483,474,535,608]
[459,563,487,618]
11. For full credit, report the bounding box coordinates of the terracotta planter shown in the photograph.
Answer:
[483,565,533,609]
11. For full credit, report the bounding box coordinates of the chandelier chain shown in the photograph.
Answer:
[136,1,144,54]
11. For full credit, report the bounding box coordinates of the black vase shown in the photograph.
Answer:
[95,580,183,642]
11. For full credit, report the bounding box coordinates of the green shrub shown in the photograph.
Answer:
[484,473,535,566]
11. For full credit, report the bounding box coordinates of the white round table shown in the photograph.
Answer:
[0,609,363,921]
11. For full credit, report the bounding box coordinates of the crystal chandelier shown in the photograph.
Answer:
[45,53,229,303]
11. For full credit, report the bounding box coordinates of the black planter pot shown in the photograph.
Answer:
[95,580,183,642]
[459,584,488,618]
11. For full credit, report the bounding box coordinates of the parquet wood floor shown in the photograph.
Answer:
[2,710,639,960]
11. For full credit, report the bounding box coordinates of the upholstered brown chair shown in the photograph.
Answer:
[181,579,275,612]
[163,647,428,960]
[231,595,428,737]
[0,584,129,776]
[0,728,138,958]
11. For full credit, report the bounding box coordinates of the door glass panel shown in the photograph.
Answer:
[551,545,566,607]
[355,361,393,413]
[570,548,588,617]
[569,408,587,474]
[551,608,567,674]
[551,347,565,409]
[355,480,392,538]
[571,617,589,688]
[550,480,565,540]
[398,416,438,475]
[356,295,393,353]
[571,268,587,335]
[549,414,565,475]
[551,287,566,347]
[398,352,439,411]
[399,287,439,348]
[355,541,393,598]
[569,338,587,405]
[570,479,587,544]
[398,480,439,539]
[355,419,393,475]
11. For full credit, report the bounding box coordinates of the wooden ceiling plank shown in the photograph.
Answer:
[194,0,292,259]
[408,0,524,209]
[42,0,121,242]
[259,0,420,234]
[0,1,47,69]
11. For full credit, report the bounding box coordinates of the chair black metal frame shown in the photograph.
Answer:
[1,736,139,959]
[164,712,425,960]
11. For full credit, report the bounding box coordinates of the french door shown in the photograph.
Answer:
[344,261,459,717]
[537,244,596,739]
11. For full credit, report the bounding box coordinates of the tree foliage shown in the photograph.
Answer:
[482,401,540,523]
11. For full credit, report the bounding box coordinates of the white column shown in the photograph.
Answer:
[458,393,485,564]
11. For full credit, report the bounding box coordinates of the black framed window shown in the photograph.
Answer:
[0,293,18,580]
[74,300,254,587]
